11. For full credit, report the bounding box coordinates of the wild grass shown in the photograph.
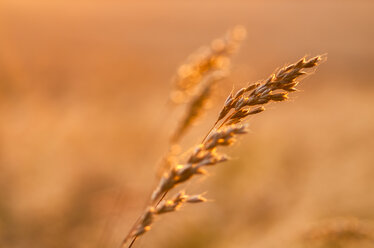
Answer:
[121,28,324,247]
[1,3,373,248]
[157,26,246,182]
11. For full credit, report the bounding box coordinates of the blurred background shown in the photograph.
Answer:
[0,1,374,248]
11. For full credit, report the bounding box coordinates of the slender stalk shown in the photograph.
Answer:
[201,120,219,144]
[127,236,137,248]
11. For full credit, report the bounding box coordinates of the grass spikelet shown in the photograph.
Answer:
[159,27,246,177]
[171,71,226,143]
[170,26,246,105]
[209,55,323,135]
[124,191,207,246]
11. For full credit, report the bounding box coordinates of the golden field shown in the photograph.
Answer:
[0,1,373,247]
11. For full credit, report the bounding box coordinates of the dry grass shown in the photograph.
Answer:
[1,1,373,248]
[158,27,246,177]
[122,54,324,247]
[169,26,246,106]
